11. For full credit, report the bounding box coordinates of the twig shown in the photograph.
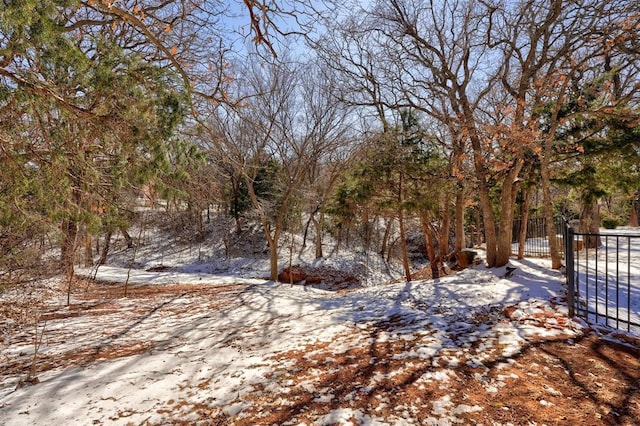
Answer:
[16,316,47,389]
[29,318,46,381]
[124,211,147,297]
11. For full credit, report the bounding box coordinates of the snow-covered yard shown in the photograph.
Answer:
[2,253,639,425]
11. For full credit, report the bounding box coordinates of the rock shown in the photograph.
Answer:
[277,265,360,290]
[412,267,433,280]
[504,266,517,278]
[278,266,306,284]
[146,265,172,272]
[455,250,477,268]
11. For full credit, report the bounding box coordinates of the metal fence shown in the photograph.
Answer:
[511,216,565,258]
[564,226,640,334]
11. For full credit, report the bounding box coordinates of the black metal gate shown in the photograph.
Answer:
[564,226,640,334]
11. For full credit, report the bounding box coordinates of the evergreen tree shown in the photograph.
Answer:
[329,110,450,280]
[550,73,640,245]
[0,1,185,286]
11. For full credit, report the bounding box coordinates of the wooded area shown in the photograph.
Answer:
[1,0,639,285]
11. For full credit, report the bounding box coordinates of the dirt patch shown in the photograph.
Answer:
[278,265,361,291]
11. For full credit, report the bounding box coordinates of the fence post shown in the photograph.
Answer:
[565,225,575,317]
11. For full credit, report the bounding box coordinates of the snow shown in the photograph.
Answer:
[0,224,616,425]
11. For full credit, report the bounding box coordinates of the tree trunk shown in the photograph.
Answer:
[61,219,78,306]
[452,139,466,253]
[630,196,639,227]
[517,188,531,260]
[465,118,498,266]
[84,228,93,267]
[94,234,100,257]
[421,214,439,279]
[590,202,601,246]
[98,231,112,265]
[380,218,392,257]
[229,175,243,234]
[478,188,497,267]
[196,207,204,242]
[398,210,412,282]
[120,226,134,248]
[438,192,451,260]
[314,209,325,259]
[454,184,465,252]
[581,200,602,248]
[495,164,523,267]
[264,224,281,281]
[362,208,371,252]
[540,139,563,268]
[302,203,322,250]
[302,211,313,249]
[386,237,396,263]
[61,219,78,274]
[397,172,411,282]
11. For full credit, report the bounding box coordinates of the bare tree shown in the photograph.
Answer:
[316,0,640,268]
[205,55,352,280]
[355,0,507,266]
[491,0,640,266]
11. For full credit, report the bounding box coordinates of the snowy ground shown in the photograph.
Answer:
[1,219,639,425]
[1,255,593,425]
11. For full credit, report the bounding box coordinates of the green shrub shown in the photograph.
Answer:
[602,218,619,229]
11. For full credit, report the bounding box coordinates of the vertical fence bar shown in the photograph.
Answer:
[585,237,590,321]
[536,218,547,256]
[539,217,544,256]
[556,216,565,259]
[616,235,620,330]
[566,226,575,317]
[604,235,609,327]
[576,232,581,317]
[628,236,632,333]
[531,217,537,256]
[594,237,599,325]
